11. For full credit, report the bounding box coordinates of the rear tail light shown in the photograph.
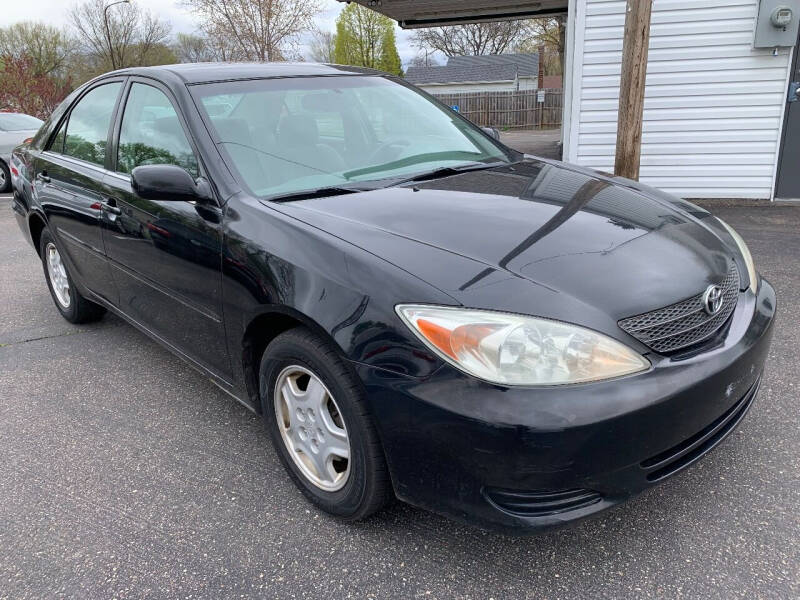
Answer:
[22,137,34,145]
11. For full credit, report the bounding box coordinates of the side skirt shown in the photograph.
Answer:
[86,290,257,413]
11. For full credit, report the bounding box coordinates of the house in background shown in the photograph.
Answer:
[405,54,541,94]
[542,75,563,89]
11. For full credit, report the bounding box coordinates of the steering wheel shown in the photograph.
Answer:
[367,138,412,164]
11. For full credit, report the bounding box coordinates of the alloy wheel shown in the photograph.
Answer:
[45,243,71,308]
[274,365,351,491]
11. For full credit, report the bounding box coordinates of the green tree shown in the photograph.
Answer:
[378,27,402,76]
[137,43,177,67]
[0,22,76,78]
[333,3,402,75]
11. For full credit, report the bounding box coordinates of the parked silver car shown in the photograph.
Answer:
[0,113,43,192]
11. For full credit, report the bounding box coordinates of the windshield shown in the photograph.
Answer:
[0,113,43,132]
[191,76,512,199]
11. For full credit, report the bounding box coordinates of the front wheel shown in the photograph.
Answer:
[39,229,106,324]
[259,328,392,520]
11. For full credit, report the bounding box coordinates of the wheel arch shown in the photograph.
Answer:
[28,211,47,257]
[241,305,350,412]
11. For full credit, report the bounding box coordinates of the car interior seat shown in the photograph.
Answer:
[275,115,345,184]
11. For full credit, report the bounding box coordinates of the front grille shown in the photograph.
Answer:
[618,264,740,354]
[640,376,760,482]
[484,487,602,517]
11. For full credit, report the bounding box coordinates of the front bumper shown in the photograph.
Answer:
[356,279,777,533]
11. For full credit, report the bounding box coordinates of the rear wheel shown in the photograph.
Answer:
[259,327,392,520]
[39,229,106,324]
[0,161,10,193]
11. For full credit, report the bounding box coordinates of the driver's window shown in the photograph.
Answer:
[117,83,198,177]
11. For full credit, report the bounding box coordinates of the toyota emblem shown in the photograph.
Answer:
[702,284,724,315]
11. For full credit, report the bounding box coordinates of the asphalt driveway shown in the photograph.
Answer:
[500,129,562,159]
[1,193,798,599]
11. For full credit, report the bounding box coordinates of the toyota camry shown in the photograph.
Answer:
[10,63,776,533]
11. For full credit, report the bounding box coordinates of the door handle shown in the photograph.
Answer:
[101,199,122,215]
[37,172,51,183]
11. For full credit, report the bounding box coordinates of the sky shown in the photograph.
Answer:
[0,0,421,67]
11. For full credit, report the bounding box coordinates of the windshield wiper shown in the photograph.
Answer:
[266,185,368,203]
[389,161,508,186]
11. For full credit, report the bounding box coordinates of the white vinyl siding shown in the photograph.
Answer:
[565,0,793,199]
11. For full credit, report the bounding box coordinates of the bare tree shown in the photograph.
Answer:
[409,51,440,68]
[411,21,530,57]
[68,0,171,71]
[516,16,566,75]
[175,33,211,63]
[308,29,335,64]
[181,0,321,62]
[174,31,247,63]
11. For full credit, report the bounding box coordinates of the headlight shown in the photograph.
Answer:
[717,218,757,291]
[396,305,650,386]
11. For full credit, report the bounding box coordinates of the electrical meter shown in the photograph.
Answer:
[771,6,793,28]
[754,0,799,47]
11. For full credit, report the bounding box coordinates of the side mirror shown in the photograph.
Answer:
[131,165,212,203]
[481,126,501,141]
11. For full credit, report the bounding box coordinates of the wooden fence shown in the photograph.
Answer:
[429,89,563,130]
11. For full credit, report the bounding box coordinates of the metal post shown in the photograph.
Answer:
[103,0,130,70]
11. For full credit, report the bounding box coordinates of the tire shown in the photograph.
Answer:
[39,228,106,324]
[0,161,10,193]
[259,327,392,520]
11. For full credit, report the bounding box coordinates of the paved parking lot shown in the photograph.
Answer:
[500,129,562,159]
[1,192,798,599]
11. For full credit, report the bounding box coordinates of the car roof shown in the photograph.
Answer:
[104,62,385,85]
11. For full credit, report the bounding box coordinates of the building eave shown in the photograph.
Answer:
[336,1,568,29]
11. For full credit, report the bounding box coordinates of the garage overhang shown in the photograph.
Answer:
[337,1,568,28]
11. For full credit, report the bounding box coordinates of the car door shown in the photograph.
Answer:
[33,80,125,305]
[100,78,230,379]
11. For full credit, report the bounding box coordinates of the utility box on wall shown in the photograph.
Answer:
[754,1,800,48]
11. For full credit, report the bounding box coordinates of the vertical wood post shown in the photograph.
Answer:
[614,0,653,180]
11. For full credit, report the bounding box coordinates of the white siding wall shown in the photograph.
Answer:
[417,78,538,94]
[565,0,793,199]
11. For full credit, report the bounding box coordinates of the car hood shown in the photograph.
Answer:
[276,159,736,333]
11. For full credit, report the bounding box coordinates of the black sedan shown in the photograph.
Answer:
[10,63,775,533]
